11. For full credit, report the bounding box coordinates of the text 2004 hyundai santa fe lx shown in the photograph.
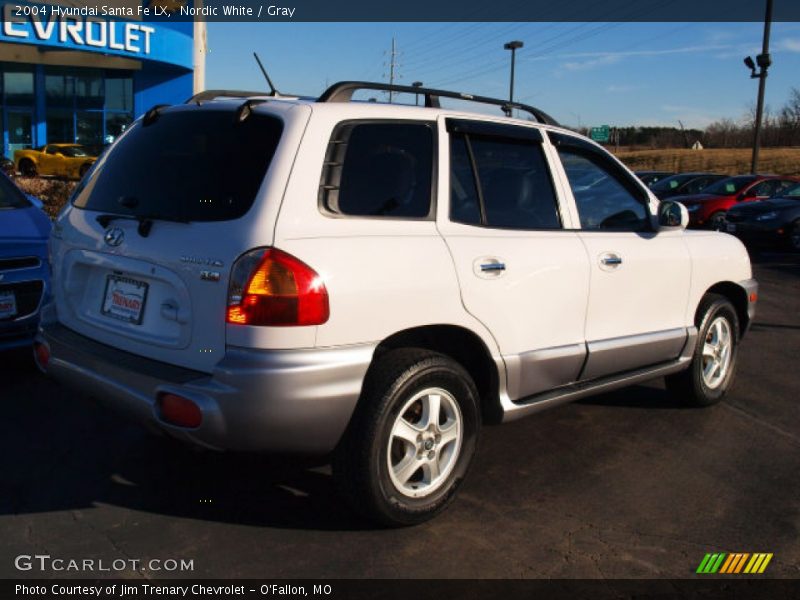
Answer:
[36,82,757,526]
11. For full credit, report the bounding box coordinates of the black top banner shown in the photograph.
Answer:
[4,0,800,22]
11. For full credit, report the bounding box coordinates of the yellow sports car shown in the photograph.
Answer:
[14,144,98,179]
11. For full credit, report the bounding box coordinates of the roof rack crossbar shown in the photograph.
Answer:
[317,81,559,126]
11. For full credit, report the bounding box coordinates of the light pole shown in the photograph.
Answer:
[412,81,423,106]
[504,40,523,105]
[744,0,773,174]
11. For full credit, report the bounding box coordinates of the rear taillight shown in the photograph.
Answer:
[226,248,329,326]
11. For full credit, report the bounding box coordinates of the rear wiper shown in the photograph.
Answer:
[95,213,188,238]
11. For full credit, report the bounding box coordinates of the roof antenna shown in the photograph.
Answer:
[253,52,280,97]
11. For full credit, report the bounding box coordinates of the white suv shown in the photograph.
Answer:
[37,82,757,526]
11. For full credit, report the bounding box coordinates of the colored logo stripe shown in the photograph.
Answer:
[698,553,773,574]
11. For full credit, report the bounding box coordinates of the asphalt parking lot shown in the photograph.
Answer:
[1,252,798,580]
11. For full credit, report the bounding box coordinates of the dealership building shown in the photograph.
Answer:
[0,1,205,157]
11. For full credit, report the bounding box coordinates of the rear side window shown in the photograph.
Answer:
[72,108,282,222]
[449,132,561,230]
[319,122,434,218]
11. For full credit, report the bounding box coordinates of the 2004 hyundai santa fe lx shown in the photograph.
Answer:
[36,81,758,526]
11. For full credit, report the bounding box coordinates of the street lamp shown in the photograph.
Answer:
[744,0,773,174]
[412,81,423,106]
[504,40,524,107]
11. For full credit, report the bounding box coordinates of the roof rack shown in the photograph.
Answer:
[317,81,560,126]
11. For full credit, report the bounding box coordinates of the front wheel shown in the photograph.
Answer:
[333,349,481,526]
[666,294,740,406]
[709,211,727,231]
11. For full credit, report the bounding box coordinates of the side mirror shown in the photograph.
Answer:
[54,152,64,157]
[658,200,688,230]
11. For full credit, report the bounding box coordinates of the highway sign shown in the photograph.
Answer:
[590,125,610,143]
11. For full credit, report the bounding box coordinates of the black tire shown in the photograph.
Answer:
[786,219,800,253]
[79,163,91,178]
[333,348,481,527]
[709,211,727,231]
[665,294,740,407]
[19,159,37,177]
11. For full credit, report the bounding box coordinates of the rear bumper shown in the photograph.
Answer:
[39,323,375,455]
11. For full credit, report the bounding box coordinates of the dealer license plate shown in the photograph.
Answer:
[101,275,148,324]
[0,291,17,319]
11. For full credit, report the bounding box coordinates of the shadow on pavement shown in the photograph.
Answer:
[1,349,375,532]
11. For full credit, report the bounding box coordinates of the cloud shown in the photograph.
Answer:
[548,38,764,71]
[657,104,741,129]
[561,55,620,71]
[606,84,640,93]
[777,38,800,52]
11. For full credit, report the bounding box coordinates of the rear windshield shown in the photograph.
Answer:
[0,174,29,209]
[72,108,283,222]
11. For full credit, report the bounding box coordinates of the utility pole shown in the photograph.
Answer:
[387,37,399,104]
[746,0,773,174]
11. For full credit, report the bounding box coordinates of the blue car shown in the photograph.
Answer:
[0,172,51,351]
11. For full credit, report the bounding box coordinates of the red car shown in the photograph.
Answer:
[673,175,799,230]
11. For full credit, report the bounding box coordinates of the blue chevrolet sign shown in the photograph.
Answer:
[1,1,193,69]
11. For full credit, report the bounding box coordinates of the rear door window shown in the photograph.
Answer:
[72,108,283,222]
[448,122,561,230]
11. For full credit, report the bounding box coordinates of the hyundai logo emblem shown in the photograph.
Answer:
[104,227,125,247]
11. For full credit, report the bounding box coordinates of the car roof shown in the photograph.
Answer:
[176,93,585,141]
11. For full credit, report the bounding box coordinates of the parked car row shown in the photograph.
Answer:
[636,170,800,249]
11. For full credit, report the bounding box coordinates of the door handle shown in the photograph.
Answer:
[599,253,622,267]
[480,262,506,272]
[473,257,506,278]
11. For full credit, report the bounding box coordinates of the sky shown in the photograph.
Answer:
[205,22,800,130]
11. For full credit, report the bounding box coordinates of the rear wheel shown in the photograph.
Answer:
[79,163,91,178]
[333,348,480,526]
[19,159,36,177]
[787,219,800,252]
[666,294,739,406]
[709,211,727,231]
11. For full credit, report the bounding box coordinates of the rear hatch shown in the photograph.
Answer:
[51,102,298,373]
